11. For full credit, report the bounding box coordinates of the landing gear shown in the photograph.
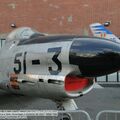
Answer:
[55,99,78,120]
[56,102,72,120]
[55,99,78,110]
[60,113,72,120]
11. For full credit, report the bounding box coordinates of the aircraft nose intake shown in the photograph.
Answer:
[69,38,120,77]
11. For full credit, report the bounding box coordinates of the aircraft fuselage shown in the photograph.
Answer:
[0,33,120,101]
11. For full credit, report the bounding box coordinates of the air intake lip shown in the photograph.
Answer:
[65,75,93,92]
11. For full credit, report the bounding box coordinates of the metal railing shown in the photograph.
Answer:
[26,110,92,120]
[57,110,91,120]
[1,109,120,120]
[96,110,120,120]
[96,72,120,83]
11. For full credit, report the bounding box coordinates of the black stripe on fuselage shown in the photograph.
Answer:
[17,35,80,45]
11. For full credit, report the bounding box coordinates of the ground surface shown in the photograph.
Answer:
[0,87,120,120]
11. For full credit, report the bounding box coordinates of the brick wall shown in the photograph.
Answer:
[0,0,119,36]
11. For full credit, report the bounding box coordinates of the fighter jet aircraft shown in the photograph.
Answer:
[0,27,120,113]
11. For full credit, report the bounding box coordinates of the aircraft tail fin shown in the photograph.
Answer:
[90,23,120,43]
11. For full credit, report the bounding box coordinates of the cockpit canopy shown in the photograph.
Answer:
[6,27,46,42]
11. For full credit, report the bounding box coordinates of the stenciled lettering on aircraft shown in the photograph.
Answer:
[48,47,62,75]
[13,47,62,75]
[14,52,27,74]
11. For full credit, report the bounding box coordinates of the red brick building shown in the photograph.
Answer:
[0,0,119,36]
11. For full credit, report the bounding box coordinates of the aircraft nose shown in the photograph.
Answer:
[69,38,120,77]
